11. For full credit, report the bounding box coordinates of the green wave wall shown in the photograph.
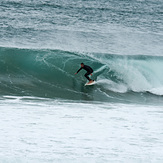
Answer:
[0,47,163,104]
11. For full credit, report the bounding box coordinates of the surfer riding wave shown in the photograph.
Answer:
[75,63,94,84]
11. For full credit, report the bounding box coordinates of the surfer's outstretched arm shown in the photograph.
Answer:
[75,67,82,74]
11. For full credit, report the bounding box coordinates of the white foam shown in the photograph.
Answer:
[149,87,163,96]
[97,79,128,93]
[96,55,163,95]
[0,99,163,162]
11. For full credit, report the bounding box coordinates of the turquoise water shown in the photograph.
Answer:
[0,0,163,162]
[0,47,163,105]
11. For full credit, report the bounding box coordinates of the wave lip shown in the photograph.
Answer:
[0,47,163,104]
[149,87,163,96]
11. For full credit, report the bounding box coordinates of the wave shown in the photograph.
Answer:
[0,47,163,104]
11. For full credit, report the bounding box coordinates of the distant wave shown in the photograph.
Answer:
[0,47,163,103]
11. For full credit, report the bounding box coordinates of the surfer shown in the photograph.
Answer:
[75,63,94,84]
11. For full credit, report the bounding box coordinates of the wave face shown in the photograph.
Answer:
[0,47,163,104]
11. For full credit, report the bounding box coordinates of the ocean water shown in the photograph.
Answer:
[0,0,163,162]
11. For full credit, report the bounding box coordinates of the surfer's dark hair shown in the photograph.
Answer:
[81,63,84,65]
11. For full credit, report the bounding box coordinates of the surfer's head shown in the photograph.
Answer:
[81,63,84,67]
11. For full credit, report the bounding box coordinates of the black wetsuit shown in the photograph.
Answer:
[76,65,93,81]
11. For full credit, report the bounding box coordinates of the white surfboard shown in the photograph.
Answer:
[85,80,96,86]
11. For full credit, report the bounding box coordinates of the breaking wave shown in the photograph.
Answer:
[0,47,163,103]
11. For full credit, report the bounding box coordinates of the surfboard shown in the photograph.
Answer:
[85,80,96,86]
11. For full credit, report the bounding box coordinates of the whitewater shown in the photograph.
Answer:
[0,0,163,162]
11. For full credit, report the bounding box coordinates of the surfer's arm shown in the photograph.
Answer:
[75,67,82,74]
